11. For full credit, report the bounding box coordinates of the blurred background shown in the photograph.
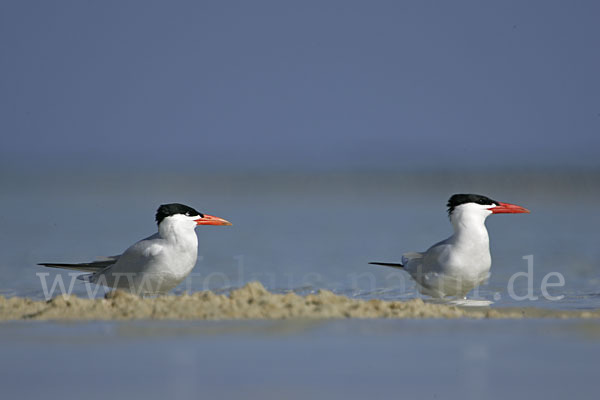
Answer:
[1,0,598,307]
[1,0,599,172]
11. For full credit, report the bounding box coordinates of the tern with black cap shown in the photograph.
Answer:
[370,194,529,298]
[39,203,232,295]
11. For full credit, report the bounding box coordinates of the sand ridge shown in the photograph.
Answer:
[1,281,598,321]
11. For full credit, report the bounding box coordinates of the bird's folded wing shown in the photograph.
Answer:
[369,262,404,269]
[38,255,120,272]
[401,252,423,265]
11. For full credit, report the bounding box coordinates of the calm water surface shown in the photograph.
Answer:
[1,319,600,399]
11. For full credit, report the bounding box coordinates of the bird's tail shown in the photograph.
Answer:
[369,262,404,269]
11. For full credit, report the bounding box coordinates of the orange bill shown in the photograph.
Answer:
[195,214,232,226]
[490,202,530,214]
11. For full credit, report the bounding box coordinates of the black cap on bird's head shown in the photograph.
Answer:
[447,194,529,216]
[447,194,497,216]
[155,203,232,226]
[156,203,204,224]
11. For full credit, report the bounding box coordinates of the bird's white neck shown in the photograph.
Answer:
[158,217,199,248]
[449,207,490,248]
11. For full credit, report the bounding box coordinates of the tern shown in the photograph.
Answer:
[39,203,231,295]
[370,194,529,298]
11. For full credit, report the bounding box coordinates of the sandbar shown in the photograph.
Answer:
[1,282,598,321]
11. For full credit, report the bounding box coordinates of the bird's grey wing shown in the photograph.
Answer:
[401,252,423,263]
[419,241,454,274]
[40,232,160,274]
[38,255,120,272]
[104,235,166,275]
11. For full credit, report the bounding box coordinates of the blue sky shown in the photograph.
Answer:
[1,0,599,172]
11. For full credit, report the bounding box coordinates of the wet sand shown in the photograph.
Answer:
[1,281,599,321]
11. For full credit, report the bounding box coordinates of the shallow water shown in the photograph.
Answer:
[1,319,600,399]
[1,170,599,309]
